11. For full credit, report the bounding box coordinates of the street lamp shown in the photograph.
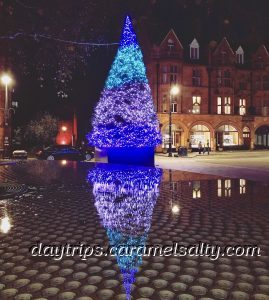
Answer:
[168,85,179,157]
[1,74,12,125]
[1,74,13,158]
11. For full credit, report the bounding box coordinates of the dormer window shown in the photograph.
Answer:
[190,38,199,60]
[236,46,244,64]
[167,39,174,51]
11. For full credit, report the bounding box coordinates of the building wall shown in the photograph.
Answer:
[146,32,269,151]
[56,115,77,146]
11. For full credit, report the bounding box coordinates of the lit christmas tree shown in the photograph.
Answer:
[87,15,161,165]
[88,164,162,299]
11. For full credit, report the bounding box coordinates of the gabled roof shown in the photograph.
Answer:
[190,38,199,48]
[254,44,269,57]
[213,37,234,55]
[160,29,183,49]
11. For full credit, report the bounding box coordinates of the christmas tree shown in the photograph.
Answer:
[88,164,162,299]
[87,15,161,165]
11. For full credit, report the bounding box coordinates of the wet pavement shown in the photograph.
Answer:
[0,161,268,300]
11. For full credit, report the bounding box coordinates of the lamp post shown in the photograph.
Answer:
[168,85,179,157]
[1,74,13,158]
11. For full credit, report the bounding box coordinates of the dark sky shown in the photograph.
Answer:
[1,0,269,140]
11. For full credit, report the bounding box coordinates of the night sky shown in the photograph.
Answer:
[0,0,269,141]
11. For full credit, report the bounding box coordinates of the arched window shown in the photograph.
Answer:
[189,124,211,149]
[216,124,239,146]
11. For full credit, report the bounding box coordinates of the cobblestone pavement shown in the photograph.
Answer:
[0,161,268,300]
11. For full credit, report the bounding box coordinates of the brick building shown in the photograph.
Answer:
[146,29,269,151]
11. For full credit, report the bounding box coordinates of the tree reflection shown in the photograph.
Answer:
[88,164,162,299]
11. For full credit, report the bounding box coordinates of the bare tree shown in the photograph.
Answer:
[25,112,58,147]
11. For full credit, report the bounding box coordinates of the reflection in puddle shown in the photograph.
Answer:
[88,164,162,299]
[0,162,268,299]
[0,214,11,234]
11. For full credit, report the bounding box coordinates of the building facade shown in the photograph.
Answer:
[147,30,269,151]
[56,112,78,146]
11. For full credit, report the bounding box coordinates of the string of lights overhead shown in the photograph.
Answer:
[0,32,118,46]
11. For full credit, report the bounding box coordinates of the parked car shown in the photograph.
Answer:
[36,145,94,161]
[12,150,28,159]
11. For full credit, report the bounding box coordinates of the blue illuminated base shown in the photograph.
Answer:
[107,147,155,166]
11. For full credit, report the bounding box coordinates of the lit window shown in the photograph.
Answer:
[171,103,177,113]
[190,38,199,60]
[192,181,201,198]
[239,98,246,115]
[192,96,201,114]
[224,179,232,197]
[218,179,232,197]
[240,179,246,194]
[217,179,222,197]
[243,127,250,138]
[217,97,222,114]
[224,97,231,114]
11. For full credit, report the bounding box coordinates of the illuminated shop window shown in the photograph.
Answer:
[216,125,239,146]
[189,124,210,149]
